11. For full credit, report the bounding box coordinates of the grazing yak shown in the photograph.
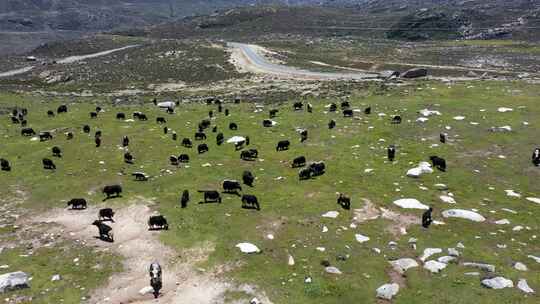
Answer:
[90,112,98,118]
[329,103,337,112]
[92,220,114,242]
[195,132,206,140]
[181,190,189,208]
[216,133,224,145]
[66,132,74,140]
[99,208,115,222]
[47,110,55,117]
[292,156,306,168]
[262,119,273,127]
[52,146,62,157]
[223,180,242,193]
[241,194,260,210]
[229,122,238,130]
[149,262,162,299]
[166,107,174,114]
[83,125,90,133]
[440,133,447,144]
[103,185,122,199]
[198,143,209,154]
[172,132,177,141]
[300,130,308,142]
[337,194,351,210]
[343,109,353,117]
[116,113,126,120]
[225,109,230,116]
[169,155,179,166]
[276,140,290,151]
[179,154,189,163]
[11,116,19,124]
[182,138,192,148]
[422,207,433,229]
[138,113,148,121]
[67,198,87,210]
[132,172,149,181]
[1,159,11,171]
[387,145,396,162]
[198,190,222,203]
[299,168,312,180]
[124,152,134,164]
[200,119,211,130]
[156,117,166,124]
[95,137,101,147]
[391,115,402,124]
[57,105,68,113]
[341,101,350,109]
[95,130,102,138]
[532,148,540,166]
[39,131,53,141]
[269,109,278,118]
[293,102,303,111]
[309,161,326,176]
[241,149,258,161]
[208,110,213,118]
[364,107,371,115]
[122,136,129,147]
[21,120,27,127]
[430,156,446,172]
[42,158,56,170]
[212,126,218,133]
[21,128,35,136]
[307,103,313,113]
[218,104,223,112]
[148,215,169,230]
[243,171,254,187]
[328,120,336,129]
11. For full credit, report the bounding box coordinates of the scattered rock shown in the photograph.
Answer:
[434,183,449,191]
[0,271,30,293]
[393,198,429,210]
[288,254,295,266]
[497,107,513,113]
[424,260,447,273]
[390,258,419,274]
[448,248,460,257]
[407,162,433,178]
[462,262,495,272]
[440,195,456,204]
[517,279,534,294]
[51,274,61,282]
[138,286,153,295]
[504,190,521,198]
[322,211,339,218]
[376,283,399,300]
[525,197,540,205]
[442,209,485,222]
[528,255,540,263]
[420,248,442,262]
[236,243,261,254]
[325,266,342,274]
[481,277,513,289]
[513,262,527,271]
[355,234,370,243]
[495,219,510,225]
[437,256,457,264]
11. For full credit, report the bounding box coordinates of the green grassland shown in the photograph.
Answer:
[0,81,539,303]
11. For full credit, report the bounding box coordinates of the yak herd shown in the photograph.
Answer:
[3,99,540,243]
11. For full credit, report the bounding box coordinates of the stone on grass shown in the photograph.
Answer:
[322,211,339,218]
[407,162,433,178]
[0,271,30,293]
[442,209,485,222]
[437,256,457,264]
[504,190,521,198]
[325,266,342,274]
[517,279,534,294]
[481,277,513,289]
[288,254,295,266]
[424,260,447,273]
[393,198,429,210]
[376,283,399,300]
[390,258,418,274]
[440,195,456,204]
[236,243,260,254]
[355,234,370,243]
[448,248,460,257]
[434,183,449,191]
[528,255,540,263]
[497,107,513,113]
[513,262,527,271]
[420,248,442,262]
[51,274,61,282]
[525,197,540,205]
[463,262,495,272]
[419,109,441,117]
[495,219,510,225]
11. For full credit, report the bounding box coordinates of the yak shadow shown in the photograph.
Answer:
[94,235,114,243]
[222,190,242,197]
[198,200,221,205]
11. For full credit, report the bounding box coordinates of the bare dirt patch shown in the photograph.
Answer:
[30,198,272,304]
[353,199,420,237]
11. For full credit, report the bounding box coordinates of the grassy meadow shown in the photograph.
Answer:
[0,80,539,303]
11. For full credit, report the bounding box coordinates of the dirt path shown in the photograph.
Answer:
[36,199,272,304]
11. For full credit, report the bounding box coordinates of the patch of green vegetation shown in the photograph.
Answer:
[0,243,120,303]
[0,81,539,303]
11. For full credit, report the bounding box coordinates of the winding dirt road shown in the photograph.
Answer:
[228,42,380,80]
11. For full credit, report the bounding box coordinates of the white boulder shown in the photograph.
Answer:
[517,279,534,294]
[236,243,261,254]
[513,262,527,271]
[139,286,154,295]
[525,197,540,205]
[420,248,442,262]
[424,260,447,273]
[440,195,456,204]
[390,258,419,274]
[325,266,342,274]
[497,107,513,113]
[442,209,485,222]
[393,198,429,210]
[376,283,399,300]
[355,234,370,243]
[481,277,513,289]
[0,271,29,293]
[504,190,521,198]
[419,109,441,117]
[322,211,339,218]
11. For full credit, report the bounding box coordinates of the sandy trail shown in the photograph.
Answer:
[36,200,272,304]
